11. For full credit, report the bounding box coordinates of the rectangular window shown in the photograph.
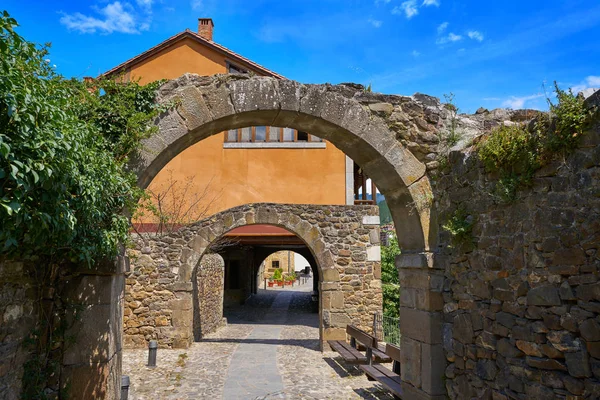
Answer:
[282,128,294,142]
[228,62,247,74]
[222,126,326,148]
[272,260,280,269]
[240,127,251,142]
[226,129,237,142]
[297,131,309,142]
[255,126,266,141]
[268,126,280,142]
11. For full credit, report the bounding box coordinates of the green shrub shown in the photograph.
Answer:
[381,233,400,318]
[477,83,596,203]
[546,83,593,153]
[442,207,474,248]
[272,268,282,281]
[0,12,166,264]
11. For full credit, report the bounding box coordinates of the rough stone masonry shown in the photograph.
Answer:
[124,203,383,349]
[434,93,600,399]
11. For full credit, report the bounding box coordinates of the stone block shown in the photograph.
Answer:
[321,268,340,282]
[452,313,474,344]
[366,246,381,261]
[400,307,443,344]
[330,313,351,327]
[323,327,346,342]
[421,343,446,395]
[527,285,561,306]
[362,215,381,225]
[61,359,120,400]
[565,349,592,378]
[401,337,422,388]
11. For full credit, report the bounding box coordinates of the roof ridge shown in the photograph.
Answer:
[100,30,285,80]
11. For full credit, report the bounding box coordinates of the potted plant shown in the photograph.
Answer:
[267,276,274,287]
[272,268,283,287]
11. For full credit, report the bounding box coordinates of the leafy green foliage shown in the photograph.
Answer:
[0,12,164,264]
[381,233,400,318]
[477,83,596,203]
[478,123,539,176]
[442,207,474,248]
[441,93,462,148]
[546,83,594,153]
[272,268,283,281]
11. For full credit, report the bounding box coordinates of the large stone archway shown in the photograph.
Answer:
[124,203,382,350]
[130,74,445,399]
[132,73,435,252]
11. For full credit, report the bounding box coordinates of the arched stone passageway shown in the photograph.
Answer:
[128,74,445,399]
[124,203,382,350]
[132,73,435,252]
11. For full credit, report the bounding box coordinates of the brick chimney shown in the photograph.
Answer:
[198,18,214,41]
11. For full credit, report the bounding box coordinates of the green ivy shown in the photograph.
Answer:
[381,233,400,318]
[0,11,164,265]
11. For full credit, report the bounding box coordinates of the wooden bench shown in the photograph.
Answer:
[328,325,391,365]
[360,343,403,399]
[357,341,392,363]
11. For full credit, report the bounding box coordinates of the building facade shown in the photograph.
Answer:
[102,19,372,223]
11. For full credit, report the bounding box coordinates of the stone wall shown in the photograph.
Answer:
[193,254,225,340]
[434,116,600,398]
[0,258,125,400]
[124,203,383,349]
[0,260,37,400]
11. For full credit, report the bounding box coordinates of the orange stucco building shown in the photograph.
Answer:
[103,18,373,223]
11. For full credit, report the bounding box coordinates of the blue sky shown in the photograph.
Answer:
[3,0,599,112]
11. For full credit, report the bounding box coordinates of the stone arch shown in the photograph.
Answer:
[129,74,445,399]
[130,203,383,350]
[131,73,436,252]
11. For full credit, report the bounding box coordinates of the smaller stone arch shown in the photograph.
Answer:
[124,203,383,350]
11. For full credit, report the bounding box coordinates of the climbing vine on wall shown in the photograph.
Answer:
[0,11,168,398]
[0,11,166,265]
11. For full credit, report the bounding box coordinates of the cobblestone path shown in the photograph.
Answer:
[122,280,393,399]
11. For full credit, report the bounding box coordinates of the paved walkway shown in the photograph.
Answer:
[122,279,394,399]
[222,291,291,399]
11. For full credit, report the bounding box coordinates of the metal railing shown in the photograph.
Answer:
[372,312,400,346]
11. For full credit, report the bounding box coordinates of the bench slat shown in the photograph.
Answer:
[372,347,392,363]
[346,325,377,348]
[360,364,403,398]
[328,340,367,364]
[386,343,402,362]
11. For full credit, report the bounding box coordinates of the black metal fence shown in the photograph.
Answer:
[372,312,400,346]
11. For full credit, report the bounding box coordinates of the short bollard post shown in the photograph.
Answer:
[121,375,130,400]
[147,340,158,367]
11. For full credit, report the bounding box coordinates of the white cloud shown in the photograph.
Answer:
[368,18,383,28]
[393,1,419,19]
[437,21,448,34]
[422,0,440,6]
[191,0,203,11]
[136,0,153,9]
[501,94,544,109]
[571,75,600,94]
[412,50,421,57]
[436,32,462,45]
[588,76,600,86]
[60,1,154,34]
[467,30,484,42]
